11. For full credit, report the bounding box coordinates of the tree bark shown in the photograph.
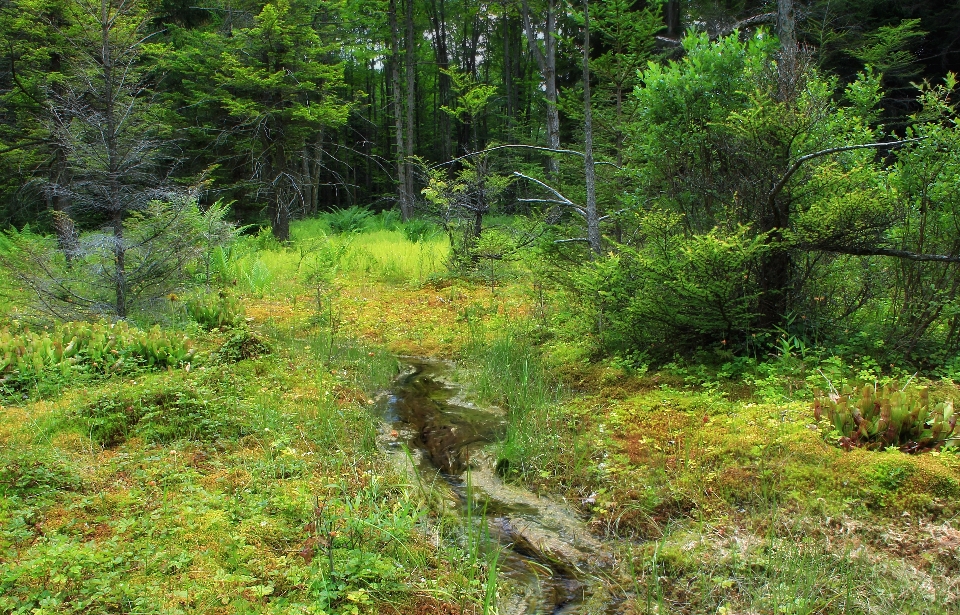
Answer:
[777,0,797,100]
[301,145,314,215]
[521,0,560,177]
[582,0,600,255]
[311,131,324,214]
[99,0,129,316]
[428,0,452,161]
[665,0,681,38]
[113,209,127,317]
[404,0,417,218]
[389,0,412,220]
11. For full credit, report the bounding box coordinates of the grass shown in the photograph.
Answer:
[2,216,959,614]
[219,219,450,299]
[0,217,479,614]
[0,329,457,614]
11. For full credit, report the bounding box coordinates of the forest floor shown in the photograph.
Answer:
[2,225,959,614]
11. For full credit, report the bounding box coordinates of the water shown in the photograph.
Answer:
[378,359,624,615]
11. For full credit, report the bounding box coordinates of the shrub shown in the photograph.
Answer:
[572,221,769,357]
[324,206,373,234]
[0,446,81,498]
[0,199,237,320]
[814,383,956,452]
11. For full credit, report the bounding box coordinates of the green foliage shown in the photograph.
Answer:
[324,206,374,234]
[422,159,514,269]
[162,0,349,239]
[400,219,441,243]
[1,199,237,320]
[814,383,957,452]
[217,329,271,363]
[851,18,926,81]
[573,221,770,356]
[183,292,245,330]
[76,384,242,447]
[0,446,81,499]
[581,29,960,367]
[0,322,195,397]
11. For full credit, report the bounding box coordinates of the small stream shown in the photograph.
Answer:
[377,359,624,615]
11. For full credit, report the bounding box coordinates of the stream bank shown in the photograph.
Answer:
[377,359,628,615]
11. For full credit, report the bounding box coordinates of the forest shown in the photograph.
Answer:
[2,0,960,613]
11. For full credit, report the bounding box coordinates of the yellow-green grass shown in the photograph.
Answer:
[226,223,450,300]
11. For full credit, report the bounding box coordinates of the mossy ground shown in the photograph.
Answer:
[2,223,959,614]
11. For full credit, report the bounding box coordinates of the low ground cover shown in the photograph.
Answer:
[2,220,958,614]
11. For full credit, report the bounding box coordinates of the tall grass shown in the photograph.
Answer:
[338,229,447,283]
[463,314,567,479]
[213,218,449,293]
[628,520,956,615]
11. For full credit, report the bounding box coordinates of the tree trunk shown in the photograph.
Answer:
[49,151,79,261]
[502,4,513,138]
[113,209,127,317]
[582,0,600,256]
[777,0,797,100]
[429,0,452,162]
[521,0,560,177]
[404,0,417,217]
[301,145,314,215]
[311,131,324,214]
[270,146,291,241]
[100,0,128,316]
[389,0,412,220]
[544,0,559,175]
[665,0,681,38]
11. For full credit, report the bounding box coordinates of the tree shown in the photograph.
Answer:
[46,0,180,317]
[0,0,72,239]
[600,30,959,358]
[166,0,350,241]
[0,0,234,319]
[520,0,560,177]
[580,0,598,255]
[388,0,412,220]
[2,199,236,320]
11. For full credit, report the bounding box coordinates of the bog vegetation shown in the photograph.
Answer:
[2,0,960,613]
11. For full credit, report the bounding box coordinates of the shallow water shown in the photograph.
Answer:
[379,359,623,615]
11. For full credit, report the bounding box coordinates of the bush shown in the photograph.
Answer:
[217,329,271,362]
[0,446,81,498]
[814,383,957,452]
[324,206,373,234]
[0,199,237,320]
[573,221,769,358]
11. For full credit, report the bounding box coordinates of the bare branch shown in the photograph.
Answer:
[814,245,960,263]
[512,172,587,219]
[598,208,629,222]
[768,138,925,206]
[429,144,621,170]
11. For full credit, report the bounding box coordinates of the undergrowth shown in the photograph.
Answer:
[0,322,195,400]
[2,220,959,615]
